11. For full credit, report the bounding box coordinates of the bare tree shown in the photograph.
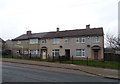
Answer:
[106,34,120,50]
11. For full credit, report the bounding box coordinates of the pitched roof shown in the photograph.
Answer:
[12,27,104,41]
[0,38,4,42]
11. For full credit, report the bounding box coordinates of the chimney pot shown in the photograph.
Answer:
[86,24,90,29]
[27,30,32,35]
[57,27,59,32]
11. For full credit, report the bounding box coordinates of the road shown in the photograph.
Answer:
[2,63,119,82]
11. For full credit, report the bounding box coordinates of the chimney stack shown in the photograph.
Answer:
[27,30,32,35]
[86,24,90,29]
[57,27,59,32]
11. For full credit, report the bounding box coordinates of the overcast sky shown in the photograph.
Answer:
[0,0,119,41]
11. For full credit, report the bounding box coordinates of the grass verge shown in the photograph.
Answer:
[62,60,120,69]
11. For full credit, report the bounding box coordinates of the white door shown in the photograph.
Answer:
[42,50,46,59]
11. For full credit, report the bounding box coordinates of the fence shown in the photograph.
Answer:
[48,55,73,62]
[104,53,120,61]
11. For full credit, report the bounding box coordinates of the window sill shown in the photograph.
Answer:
[75,56,86,57]
[52,43,59,45]
[93,41,100,43]
[76,42,85,44]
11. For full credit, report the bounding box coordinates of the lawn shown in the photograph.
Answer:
[2,55,120,69]
[62,60,120,69]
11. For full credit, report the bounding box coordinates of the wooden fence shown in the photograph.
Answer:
[104,53,120,61]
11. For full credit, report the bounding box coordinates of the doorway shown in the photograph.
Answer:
[65,49,70,60]
[94,50,98,60]
[41,47,47,59]
[42,50,47,59]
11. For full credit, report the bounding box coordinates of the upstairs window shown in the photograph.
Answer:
[24,40,28,44]
[53,38,60,44]
[41,39,47,44]
[93,36,99,43]
[76,37,85,43]
[29,39,38,44]
[64,38,69,43]
[17,41,21,44]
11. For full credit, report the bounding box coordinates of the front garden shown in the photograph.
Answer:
[2,55,120,69]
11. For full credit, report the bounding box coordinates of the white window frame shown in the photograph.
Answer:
[24,50,28,54]
[81,37,85,43]
[30,50,39,55]
[35,50,39,54]
[29,39,38,44]
[76,49,85,57]
[76,37,85,43]
[93,36,99,43]
[17,41,21,44]
[53,38,60,44]
[52,49,59,57]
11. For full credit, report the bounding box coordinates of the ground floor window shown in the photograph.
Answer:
[76,49,85,57]
[24,50,28,55]
[30,50,39,56]
[52,49,59,57]
[17,50,21,54]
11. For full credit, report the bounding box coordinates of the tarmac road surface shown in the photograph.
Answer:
[2,63,119,82]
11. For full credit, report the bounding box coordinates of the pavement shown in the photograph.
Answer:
[2,58,120,80]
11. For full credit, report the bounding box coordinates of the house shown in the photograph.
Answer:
[4,39,13,55]
[12,25,104,61]
[0,38,5,55]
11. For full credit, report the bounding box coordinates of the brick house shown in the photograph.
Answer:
[12,25,104,61]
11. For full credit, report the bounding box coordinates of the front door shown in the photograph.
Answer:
[42,50,46,59]
[94,51,98,60]
[65,49,70,60]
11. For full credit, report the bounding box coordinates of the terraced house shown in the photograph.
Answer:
[12,25,104,61]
